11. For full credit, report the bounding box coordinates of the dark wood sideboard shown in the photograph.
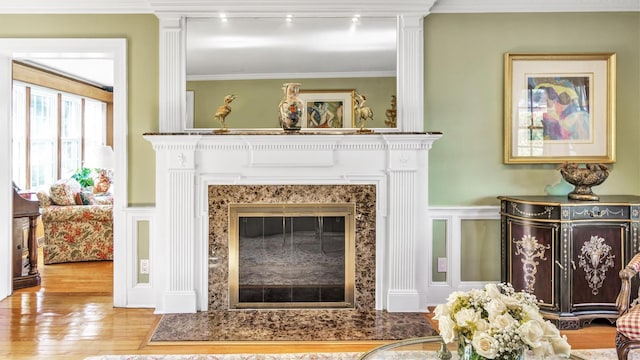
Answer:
[12,188,41,290]
[499,195,640,329]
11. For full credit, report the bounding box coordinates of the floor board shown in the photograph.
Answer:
[0,250,619,359]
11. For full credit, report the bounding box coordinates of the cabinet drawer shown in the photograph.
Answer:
[502,200,560,220]
[569,205,628,220]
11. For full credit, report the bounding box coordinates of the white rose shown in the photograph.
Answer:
[491,313,516,330]
[433,303,450,320]
[551,335,572,357]
[471,332,499,359]
[541,320,561,337]
[522,304,543,321]
[532,339,554,358]
[437,316,456,343]
[455,308,480,327]
[446,291,467,303]
[485,299,506,321]
[500,293,521,308]
[518,320,544,348]
[475,318,490,332]
[484,283,501,299]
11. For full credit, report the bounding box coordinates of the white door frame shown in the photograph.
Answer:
[0,38,128,306]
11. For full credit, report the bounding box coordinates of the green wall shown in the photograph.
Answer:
[0,14,159,206]
[3,12,638,208]
[187,77,396,129]
[426,12,640,205]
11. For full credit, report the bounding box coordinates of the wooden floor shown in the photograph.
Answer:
[0,252,619,360]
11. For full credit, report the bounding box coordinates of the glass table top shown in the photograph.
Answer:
[357,336,586,360]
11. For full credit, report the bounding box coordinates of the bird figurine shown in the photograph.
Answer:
[213,94,237,132]
[354,92,374,133]
[559,162,610,201]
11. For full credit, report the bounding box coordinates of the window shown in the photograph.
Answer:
[12,81,109,190]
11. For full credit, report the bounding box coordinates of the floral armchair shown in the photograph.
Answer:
[615,253,640,359]
[36,178,113,264]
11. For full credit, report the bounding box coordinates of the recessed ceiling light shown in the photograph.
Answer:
[286,14,293,22]
[219,13,228,22]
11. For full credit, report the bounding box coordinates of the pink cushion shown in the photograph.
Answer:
[618,305,640,340]
[49,178,81,206]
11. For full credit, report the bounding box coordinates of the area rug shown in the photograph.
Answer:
[84,348,637,359]
[150,310,435,342]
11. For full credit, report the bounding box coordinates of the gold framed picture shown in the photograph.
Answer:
[503,53,616,164]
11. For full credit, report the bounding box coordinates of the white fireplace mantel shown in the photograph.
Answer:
[145,131,440,313]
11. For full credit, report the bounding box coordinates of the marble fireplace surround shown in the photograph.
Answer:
[209,184,375,310]
[144,131,440,314]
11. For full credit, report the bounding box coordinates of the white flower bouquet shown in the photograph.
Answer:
[434,283,571,359]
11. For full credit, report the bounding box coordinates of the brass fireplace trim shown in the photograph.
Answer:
[228,203,356,309]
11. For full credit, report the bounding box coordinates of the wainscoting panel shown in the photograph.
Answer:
[423,206,501,307]
[124,207,156,308]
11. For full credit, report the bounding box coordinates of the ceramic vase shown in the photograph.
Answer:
[278,82,303,131]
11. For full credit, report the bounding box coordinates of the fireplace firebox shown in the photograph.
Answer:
[229,203,355,309]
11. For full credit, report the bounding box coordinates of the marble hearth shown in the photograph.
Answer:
[144,131,440,314]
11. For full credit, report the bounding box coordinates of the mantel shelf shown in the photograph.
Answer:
[143,130,442,136]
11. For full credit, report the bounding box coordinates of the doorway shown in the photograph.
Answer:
[0,39,127,304]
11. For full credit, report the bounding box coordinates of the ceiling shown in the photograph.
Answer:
[22,58,114,88]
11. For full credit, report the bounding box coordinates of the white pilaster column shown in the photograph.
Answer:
[397,15,425,133]
[150,137,200,313]
[384,135,430,312]
[158,15,186,132]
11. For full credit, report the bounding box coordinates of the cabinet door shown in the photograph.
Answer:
[571,223,625,311]
[506,219,557,309]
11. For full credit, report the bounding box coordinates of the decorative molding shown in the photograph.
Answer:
[424,206,501,307]
[430,0,640,13]
[0,0,637,15]
[148,0,438,17]
[0,0,152,13]
[187,71,397,82]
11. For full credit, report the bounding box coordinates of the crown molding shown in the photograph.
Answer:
[0,0,152,14]
[149,0,437,17]
[430,0,640,13]
[0,0,636,15]
[0,0,437,16]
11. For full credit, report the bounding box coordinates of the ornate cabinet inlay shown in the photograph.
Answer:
[513,234,550,294]
[499,195,640,330]
[577,235,615,296]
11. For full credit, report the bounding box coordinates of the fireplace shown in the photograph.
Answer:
[208,184,376,311]
[229,203,355,309]
[144,131,440,313]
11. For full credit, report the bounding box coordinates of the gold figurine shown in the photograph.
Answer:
[213,94,237,133]
[354,92,374,133]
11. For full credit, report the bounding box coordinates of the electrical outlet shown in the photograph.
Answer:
[140,259,150,274]
[437,257,447,273]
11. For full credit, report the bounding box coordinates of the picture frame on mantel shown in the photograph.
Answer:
[503,53,616,164]
[299,89,355,129]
